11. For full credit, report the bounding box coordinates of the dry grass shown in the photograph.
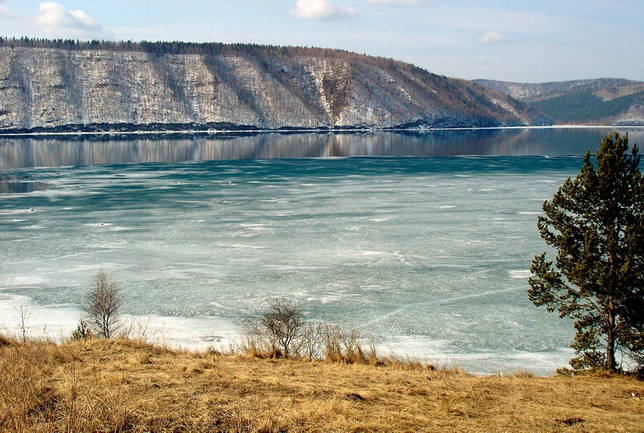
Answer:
[0,336,642,433]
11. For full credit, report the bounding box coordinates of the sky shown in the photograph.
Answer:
[0,0,642,82]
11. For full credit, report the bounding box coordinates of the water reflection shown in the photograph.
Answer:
[1,128,642,169]
[0,181,49,193]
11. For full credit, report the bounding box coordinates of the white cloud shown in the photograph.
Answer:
[365,0,429,5]
[481,31,507,44]
[293,0,356,20]
[35,2,105,38]
[0,0,11,18]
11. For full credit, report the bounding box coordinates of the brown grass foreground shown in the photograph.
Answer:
[1,337,642,433]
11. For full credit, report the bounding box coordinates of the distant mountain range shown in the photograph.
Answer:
[0,38,550,133]
[474,78,644,125]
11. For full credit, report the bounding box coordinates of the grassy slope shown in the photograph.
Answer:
[1,338,642,432]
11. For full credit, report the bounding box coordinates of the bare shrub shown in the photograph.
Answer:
[83,271,123,339]
[240,301,319,359]
[295,321,325,361]
[241,301,385,365]
[322,325,370,364]
[321,324,344,363]
[238,323,272,358]
[119,316,151,341]
[260,300,304,358]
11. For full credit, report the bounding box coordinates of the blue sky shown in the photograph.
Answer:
[0,0,642,82]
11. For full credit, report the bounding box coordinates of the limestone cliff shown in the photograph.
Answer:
[0,41,547,132]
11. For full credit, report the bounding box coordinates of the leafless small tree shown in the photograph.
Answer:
[17,306,31,342]
[83,271,122,338]
[261,300,304,358]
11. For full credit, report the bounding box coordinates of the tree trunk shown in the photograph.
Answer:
[607,297,616,372]
[606,239,619,373]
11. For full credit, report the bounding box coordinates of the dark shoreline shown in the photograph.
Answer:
[0,120,508,137]
[1,124,642,141]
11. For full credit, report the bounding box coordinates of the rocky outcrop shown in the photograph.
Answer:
[0,42,547,133]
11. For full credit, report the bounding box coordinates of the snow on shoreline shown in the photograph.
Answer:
[0,292,574,375]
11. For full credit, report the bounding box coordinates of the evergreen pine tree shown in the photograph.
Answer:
[529,132,643,372]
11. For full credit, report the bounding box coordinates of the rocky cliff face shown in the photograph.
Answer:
[0,43,546,132]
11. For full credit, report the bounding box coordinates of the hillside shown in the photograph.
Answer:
[1,338,642,432]
[475,78,644,125]
[0,38,548,133]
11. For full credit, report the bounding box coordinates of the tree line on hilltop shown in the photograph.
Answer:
[0,36,408,71]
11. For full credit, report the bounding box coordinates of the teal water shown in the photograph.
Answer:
[1,128,642,374]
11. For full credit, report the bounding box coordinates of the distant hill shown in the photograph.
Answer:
[0,38,548,133]
[474,78,644,125]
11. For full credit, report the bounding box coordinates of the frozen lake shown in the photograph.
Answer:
[1,128,642,374]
